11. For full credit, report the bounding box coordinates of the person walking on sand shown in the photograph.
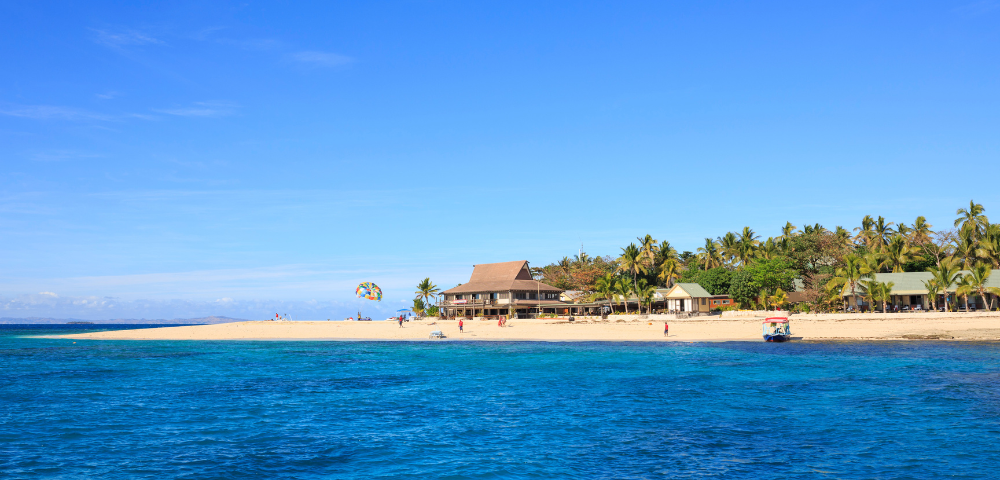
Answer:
[398,317,404,328]
[664,322,669,337]
[459,319,464,333]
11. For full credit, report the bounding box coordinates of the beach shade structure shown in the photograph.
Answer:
[356,282,383,302]
[396,308,411,312]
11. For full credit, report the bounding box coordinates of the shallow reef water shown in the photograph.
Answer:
[2,325,1000,479]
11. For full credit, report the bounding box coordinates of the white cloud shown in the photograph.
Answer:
[154,101,238,117]
[0,105,112,121]
[38,292,58,297]
[290,51,353,67]
[30,150,105,162]
[91,28,164,47]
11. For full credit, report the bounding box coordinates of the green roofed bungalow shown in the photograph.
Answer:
[662,283,733,313]
[838,269,1000,311]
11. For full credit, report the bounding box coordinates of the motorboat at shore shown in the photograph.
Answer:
[763,317,791,342]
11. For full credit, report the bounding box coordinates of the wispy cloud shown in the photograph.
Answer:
[1,105,158,122]
[0,292,387,321]
[0,105,112,121]
[96,91,120,100]
[953,0,1000,15]
[91,28,164,48]
[153,101,239,117]
[290,51,353,67]
[30,150,105,162]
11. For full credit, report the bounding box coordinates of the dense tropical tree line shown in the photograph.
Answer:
[535,200,1000,312]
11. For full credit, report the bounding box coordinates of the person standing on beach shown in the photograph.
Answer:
[459,319,464,333]
[664,322,669,337]
[398,317,403,328]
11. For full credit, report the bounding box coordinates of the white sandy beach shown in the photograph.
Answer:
[53,312,1000,342]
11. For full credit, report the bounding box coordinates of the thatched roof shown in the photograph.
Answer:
[442,260,563,294]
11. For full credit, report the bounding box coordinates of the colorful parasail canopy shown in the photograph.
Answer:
[356,282,383,302]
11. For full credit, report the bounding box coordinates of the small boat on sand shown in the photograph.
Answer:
[763,317,791,342]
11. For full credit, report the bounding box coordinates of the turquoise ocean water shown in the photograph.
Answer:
[2,325,999,478]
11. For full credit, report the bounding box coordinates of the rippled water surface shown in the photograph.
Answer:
[3,326,1000,478]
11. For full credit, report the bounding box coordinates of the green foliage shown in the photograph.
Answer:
[728,258,797,308]
[426,305,439,316]
[696,268,732,295]
[902,257,935,272]
[412,298,426,316]
[728,270,759,308]
[536,254,617,292]
[744,257,797,294]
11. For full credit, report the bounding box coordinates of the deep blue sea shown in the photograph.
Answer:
[2,325,1000,479]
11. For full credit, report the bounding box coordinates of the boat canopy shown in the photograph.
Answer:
[763,317,789,323]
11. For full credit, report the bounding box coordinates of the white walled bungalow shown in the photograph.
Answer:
[661,283,732,314]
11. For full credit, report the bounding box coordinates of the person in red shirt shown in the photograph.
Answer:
[664,322,669,337]
[459,319,464,333]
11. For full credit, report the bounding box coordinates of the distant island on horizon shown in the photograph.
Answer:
[0,316,248,325]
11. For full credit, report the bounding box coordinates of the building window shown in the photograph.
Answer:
[529,293,538,300]
[515,292,527,300]
[490,293,499,300]
[474,293,482,300]
[701,298,706,305]
[455,295,463,300]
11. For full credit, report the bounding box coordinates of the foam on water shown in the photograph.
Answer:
[2,325,999,478]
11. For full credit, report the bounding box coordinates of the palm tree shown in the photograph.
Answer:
[956,274,975,312]
[954,200,988,239]
[719,232,739,266]
[615,277,633,314]
[756,237,779,260]
[637,234,659,270]
[780,222,797,239]
[636,278,656,314]
[965,263,1000,311]
[593,274,617,310]
[983,224,1000,268]
[617,243,646,293]
[922,279,940,311]
[863,251,887,275]
[658,258,681,287]
[953,228,984,270]
[834,226,854,250]
[696,238,723,270]
[656,240,678,265]
[855,215,875,247]
[415,278,440,315]
[827,253,871,311]
[928,258,962,312]
[883,234,917,273]
[736,226,759,267]
[872,216,895,252]
[910,216,934,246]
[862,280,895,313]
[802,223,825,234]
[412,298,426,316]
[768,288,789,311]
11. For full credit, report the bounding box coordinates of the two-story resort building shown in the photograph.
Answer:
[438,260,569,318]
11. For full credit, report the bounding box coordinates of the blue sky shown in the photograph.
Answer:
[2,1,999,320]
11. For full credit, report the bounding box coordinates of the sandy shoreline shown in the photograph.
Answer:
[47,313,1000,342]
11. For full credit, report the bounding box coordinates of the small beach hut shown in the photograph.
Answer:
[662,283,717,313]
